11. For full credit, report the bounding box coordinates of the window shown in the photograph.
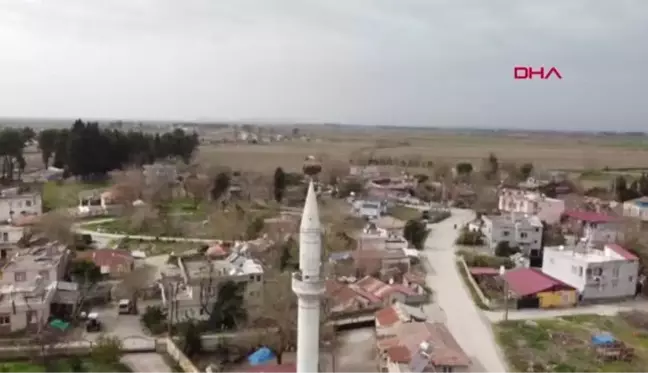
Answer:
[534,228,540,232]
[0,315,9,325]
[593,267,603,276]
[26,200,32,207]
[612,266,620,278]
[612,280,619,288]
[502,231,510,237]
[27,311,37,324]
[629,276,634,283]
[14,272,26,282]
[1,232,7,242]
[520,232,528,239]
[578,267,583,277]
[38,270,49,281]
[442,367,454,373]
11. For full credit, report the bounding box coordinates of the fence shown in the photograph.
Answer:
[457,256,492,308]
[156,338,200,373]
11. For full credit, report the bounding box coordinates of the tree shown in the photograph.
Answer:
[140,305,167,334]
[455,226,484,246]
[273,167,287,203]
[34,211,74,245]
[403,219,429,250]
[205,281,247,331]
[250,272,297,364]
[519,162,534,179]
[90,335,123,365]
[178,321,203,358]
[211,172,231,201]
[494,241,519,257]
[245,216,265,240]
[455,162,473,176]
[22,126,36,144]
[0,128,26,182]
[69,260,102,285]
[482,153,499,180]
[184,176,210,207]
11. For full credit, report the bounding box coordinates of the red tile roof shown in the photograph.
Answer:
[469,267,500,276]
[376,306,401,327]
[238,363,296,373]
[76,249,134,275]
[606,243,639,261]
[564,210,617,223]
[502,268,574,297]
[386,345,412,363]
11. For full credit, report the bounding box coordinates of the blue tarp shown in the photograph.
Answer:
[248,347,276,366]
[592,333,616,345]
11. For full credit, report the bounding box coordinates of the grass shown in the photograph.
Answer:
[118,238,199,255]
[495,313,648,372]
[0,358,131,372]
[455,260,489,310]
[387,205,422,221]
[42,180,109,210]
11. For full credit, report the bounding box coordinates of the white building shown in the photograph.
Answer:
[352,199,386,220]
[0,243,73,334]
[481,213,543,255]
[498,188,565,224]
[564,210,620,244]
[623,196,648,222]
[165,250,264,323]
[542,241,639,301]
[0,188,42,222]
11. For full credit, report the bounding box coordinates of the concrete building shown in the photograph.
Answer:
[542,241,639,302]
[0,224,24,248]
[351,199,386,220]
[481,213,543,255]
[564,210,620,244]
[0,243,73,334]
[498,188,565,224]
[377,322,471,373]
[0,187,43,222]
[623,196,648,222]
[168,250,264,322]
[292,181,325,373]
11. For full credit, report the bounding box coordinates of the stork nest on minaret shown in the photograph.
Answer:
[302,155,322,177]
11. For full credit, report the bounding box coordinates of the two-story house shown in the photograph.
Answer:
[498,188,565,224]
[542,241,639,302]
[564,210,620,243]
[0,243,71,334]
[481,213,543,256]
[164,251,264,323]
[0,188,43,221]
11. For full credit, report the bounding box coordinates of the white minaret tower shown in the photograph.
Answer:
[292,180,325,373]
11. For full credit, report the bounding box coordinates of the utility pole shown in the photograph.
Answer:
[167,282,176,336]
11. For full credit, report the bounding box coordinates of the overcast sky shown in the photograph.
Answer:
[1,0,647,130]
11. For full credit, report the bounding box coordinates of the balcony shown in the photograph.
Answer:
[292,272,325,298]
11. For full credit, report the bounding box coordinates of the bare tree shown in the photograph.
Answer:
[249,271,297,364]
[110,166,146,205]
[184,176,211,206]
[34,210,74,245]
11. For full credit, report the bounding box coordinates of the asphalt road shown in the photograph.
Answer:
[421,209,509,372]
[122,353,173,373]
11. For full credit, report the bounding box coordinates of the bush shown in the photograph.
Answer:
[455,226,484,246]
[458,249,513,269]
[403,219,429,250]
[140,305,167,335]
[494,241,520,257]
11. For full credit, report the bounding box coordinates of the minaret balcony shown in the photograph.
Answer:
[292,271,325,297]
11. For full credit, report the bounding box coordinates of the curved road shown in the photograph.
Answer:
[422,208,509,372]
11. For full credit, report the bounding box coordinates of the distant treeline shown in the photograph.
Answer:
[37,119,199,179]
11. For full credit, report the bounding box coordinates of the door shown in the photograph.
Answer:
[517,296,540,309]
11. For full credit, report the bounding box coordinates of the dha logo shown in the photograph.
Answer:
[514,66,563,80]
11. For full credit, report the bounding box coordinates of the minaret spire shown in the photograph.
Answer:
[292,179,325,373]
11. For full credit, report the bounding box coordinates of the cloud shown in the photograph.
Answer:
[0,0,647,129]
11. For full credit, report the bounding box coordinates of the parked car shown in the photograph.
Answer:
[118,299,136,315]
[86,312,101,332]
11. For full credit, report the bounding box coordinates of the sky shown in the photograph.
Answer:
[1,0,647,130]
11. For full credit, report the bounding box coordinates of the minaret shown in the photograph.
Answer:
[292,180,325,373]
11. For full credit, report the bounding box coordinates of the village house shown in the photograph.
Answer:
[76,249,135,278]
[163,251,264,323]
[481,213,543,256]
[498,188,565,224]
[622,196,648,222]
[500,267,577,309]
[563,210,620,244]
[351,199,387,220]
[0,243,76,334]
[0,187,42,221]
[325,275,427,327]
[542,240,640,302]
[376,321,471,373]
[375,302,427,332]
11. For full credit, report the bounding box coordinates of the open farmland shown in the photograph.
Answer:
[197,130,648,173]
